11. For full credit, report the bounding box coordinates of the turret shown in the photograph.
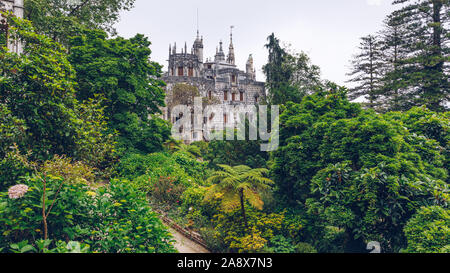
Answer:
[193,30,204,62]
[246,54,255,80]
[215,41,225,62]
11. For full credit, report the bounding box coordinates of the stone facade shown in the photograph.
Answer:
[163,30,266,142]
[0,0,24,54]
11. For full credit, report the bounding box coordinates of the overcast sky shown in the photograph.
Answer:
[114,0,397,85]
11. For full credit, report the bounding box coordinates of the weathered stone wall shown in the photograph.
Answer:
[0,0,24,54]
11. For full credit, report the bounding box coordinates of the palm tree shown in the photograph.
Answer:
[204,164,274,230]
[164,139,202,159]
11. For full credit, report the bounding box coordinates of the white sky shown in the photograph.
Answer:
[114,0,397,86]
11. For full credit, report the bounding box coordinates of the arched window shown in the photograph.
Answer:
[240,92,244,101]
[178,66,184,76]
[188,67,194,77]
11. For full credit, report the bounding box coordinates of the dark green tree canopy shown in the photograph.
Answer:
[263,33,323,105]
[68,29,170,154]
[271,87,448,252]
[24,0,136,42]
[0,13,79,159]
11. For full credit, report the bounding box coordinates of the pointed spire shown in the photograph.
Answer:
[173,42,177,54]
[227,26,235,65]
[230,26,234,47]
[169,44,172,56]
[185,42,187,55]
[196,8,200,38]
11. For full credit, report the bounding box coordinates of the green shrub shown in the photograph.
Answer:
[199,226,227,253]
[0,148,33,192]
[9,239,90,253]
[295,242,317,253]
[0,175,176,253]
[42,155,95,184]
[0,175,92,249]
[150,176,186,205]
[181,186,208,213]
[265,235,296,253]
[403,206,450,253]
[316,226,347,253]
[85,179,177,253]
[0,104,27,159]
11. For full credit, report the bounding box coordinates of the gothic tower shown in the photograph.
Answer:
[246,54,255,80]
[193,30,203,62]
[227,27,235,65]
[214,41,225,63]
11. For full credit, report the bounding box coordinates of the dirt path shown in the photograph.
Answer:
[168,227,210,253]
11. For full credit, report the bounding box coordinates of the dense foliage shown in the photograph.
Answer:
[24,0,136,44]
[0,1,448,254]
[0,14,80,159]
[271,87,448,252]
[263,33,323,105]
[348,0,449,112]
[68,29,170,154]
[0,173,175,253]
[403,206,450,253]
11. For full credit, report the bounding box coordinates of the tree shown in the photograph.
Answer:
[347,35,384,109]
[271,87,448,251]
[206,137,269,169]
[24,0,136,44]
[377,13,410,111]
[349,1,449,111]
[164,140,203,159]
[263,33,322,105]
[205,165,273,230]
[205,118,269,169]
[0,13,79,159]
[166,83,200,120]
[271,85,361,204]
[0,14,117,168]
[68,29,170,154]
[388,0,449,111]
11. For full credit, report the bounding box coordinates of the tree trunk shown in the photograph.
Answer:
[239,189,248,231]
[432,0,443,62]
[429,0,444,110]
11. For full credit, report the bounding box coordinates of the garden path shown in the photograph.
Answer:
[168,227,210,253]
